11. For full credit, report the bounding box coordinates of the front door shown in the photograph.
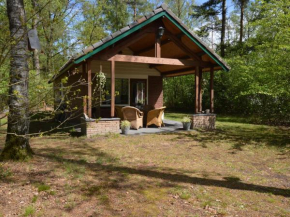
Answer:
[130,79,147,108]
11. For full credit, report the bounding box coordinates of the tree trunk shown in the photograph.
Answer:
[221,0,226,57]
[239,1,244,43]
[0,0,33,161]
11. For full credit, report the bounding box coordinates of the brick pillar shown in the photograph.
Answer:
[148,76,163,108]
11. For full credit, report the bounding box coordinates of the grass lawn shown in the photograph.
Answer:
[0,112,289,216]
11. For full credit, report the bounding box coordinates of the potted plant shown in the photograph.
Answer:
[182,116,191,131]
[121,120,131,135]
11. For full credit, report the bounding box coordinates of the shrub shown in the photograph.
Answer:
[182,116,191,123]
[121,120,130,129]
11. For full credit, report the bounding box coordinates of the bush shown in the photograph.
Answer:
[121,120,130,129]
[182,116,191,123]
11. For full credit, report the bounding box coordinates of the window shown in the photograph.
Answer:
[102,78,129,105]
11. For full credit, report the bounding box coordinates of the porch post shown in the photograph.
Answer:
[82,63,87,115]
[195,66,199,114]
[111,60,115,117]
[155,34,161,58]
[210,67,214,113]
[87,60,92,118]
[198,67,203,112]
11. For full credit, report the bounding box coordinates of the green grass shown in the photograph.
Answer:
[0,164,12,179]
[36,183,50,192]
[31,195,37,203]
[166,112,290,150]
[23,205,35,216]
[165,112,258,124]
[165,112,186,122]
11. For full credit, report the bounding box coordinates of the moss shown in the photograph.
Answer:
[0,137,33,161]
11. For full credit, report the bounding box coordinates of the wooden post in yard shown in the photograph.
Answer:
[111,60,115,117]
[199,67,203,112]
[87,60,92,118]
[195,66,199,114]
[210,67,214,113]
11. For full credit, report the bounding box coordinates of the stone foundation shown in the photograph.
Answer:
[191,114,216,130]
[81,118,120,137]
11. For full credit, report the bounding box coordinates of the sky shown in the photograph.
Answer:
[195,0,235,13]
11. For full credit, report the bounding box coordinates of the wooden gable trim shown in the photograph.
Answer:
[163,13,229,71]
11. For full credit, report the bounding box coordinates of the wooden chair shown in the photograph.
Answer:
[115,105,124,120]
[122,106,143,130]
[146,106,166,128]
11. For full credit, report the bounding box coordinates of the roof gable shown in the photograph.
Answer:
[58,4,230,76]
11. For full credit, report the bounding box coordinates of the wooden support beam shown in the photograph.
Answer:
[108,54,200,66]
[155,36,161,58]
[162,66,196,76]
[195,66,199,114]
[135,40,171,55]
[149,55,192,69]
[197,51,206,56]
[165,31,205,62]
[210,67,214,113]
[110,60,115,117]
[149,64,162,68]
[82,63,87,115]
[165,71,195,77]
[198,67,203,112]
[87,60,92,118]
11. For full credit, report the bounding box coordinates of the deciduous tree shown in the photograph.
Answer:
[1,0,33,160]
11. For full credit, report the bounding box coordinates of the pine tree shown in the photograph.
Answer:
[192,0,227,57]
[233,0,249,43]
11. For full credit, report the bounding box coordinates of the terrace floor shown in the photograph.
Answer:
[124,119,185,135]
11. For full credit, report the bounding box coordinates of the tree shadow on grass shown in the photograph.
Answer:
[171,125,290,152]
[36,146,290,198]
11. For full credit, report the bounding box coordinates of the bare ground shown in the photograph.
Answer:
[0,119,289,216]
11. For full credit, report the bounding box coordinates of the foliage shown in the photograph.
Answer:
[163,0,196,29]
[164,0,290,125]
[121,120,131,128]
[29,70,54,110]
[182,116,191,123]
[75,0,107,46]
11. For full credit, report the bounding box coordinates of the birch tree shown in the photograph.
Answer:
[0,0,33,160]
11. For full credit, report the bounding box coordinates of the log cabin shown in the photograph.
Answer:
[49,4,230,136]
